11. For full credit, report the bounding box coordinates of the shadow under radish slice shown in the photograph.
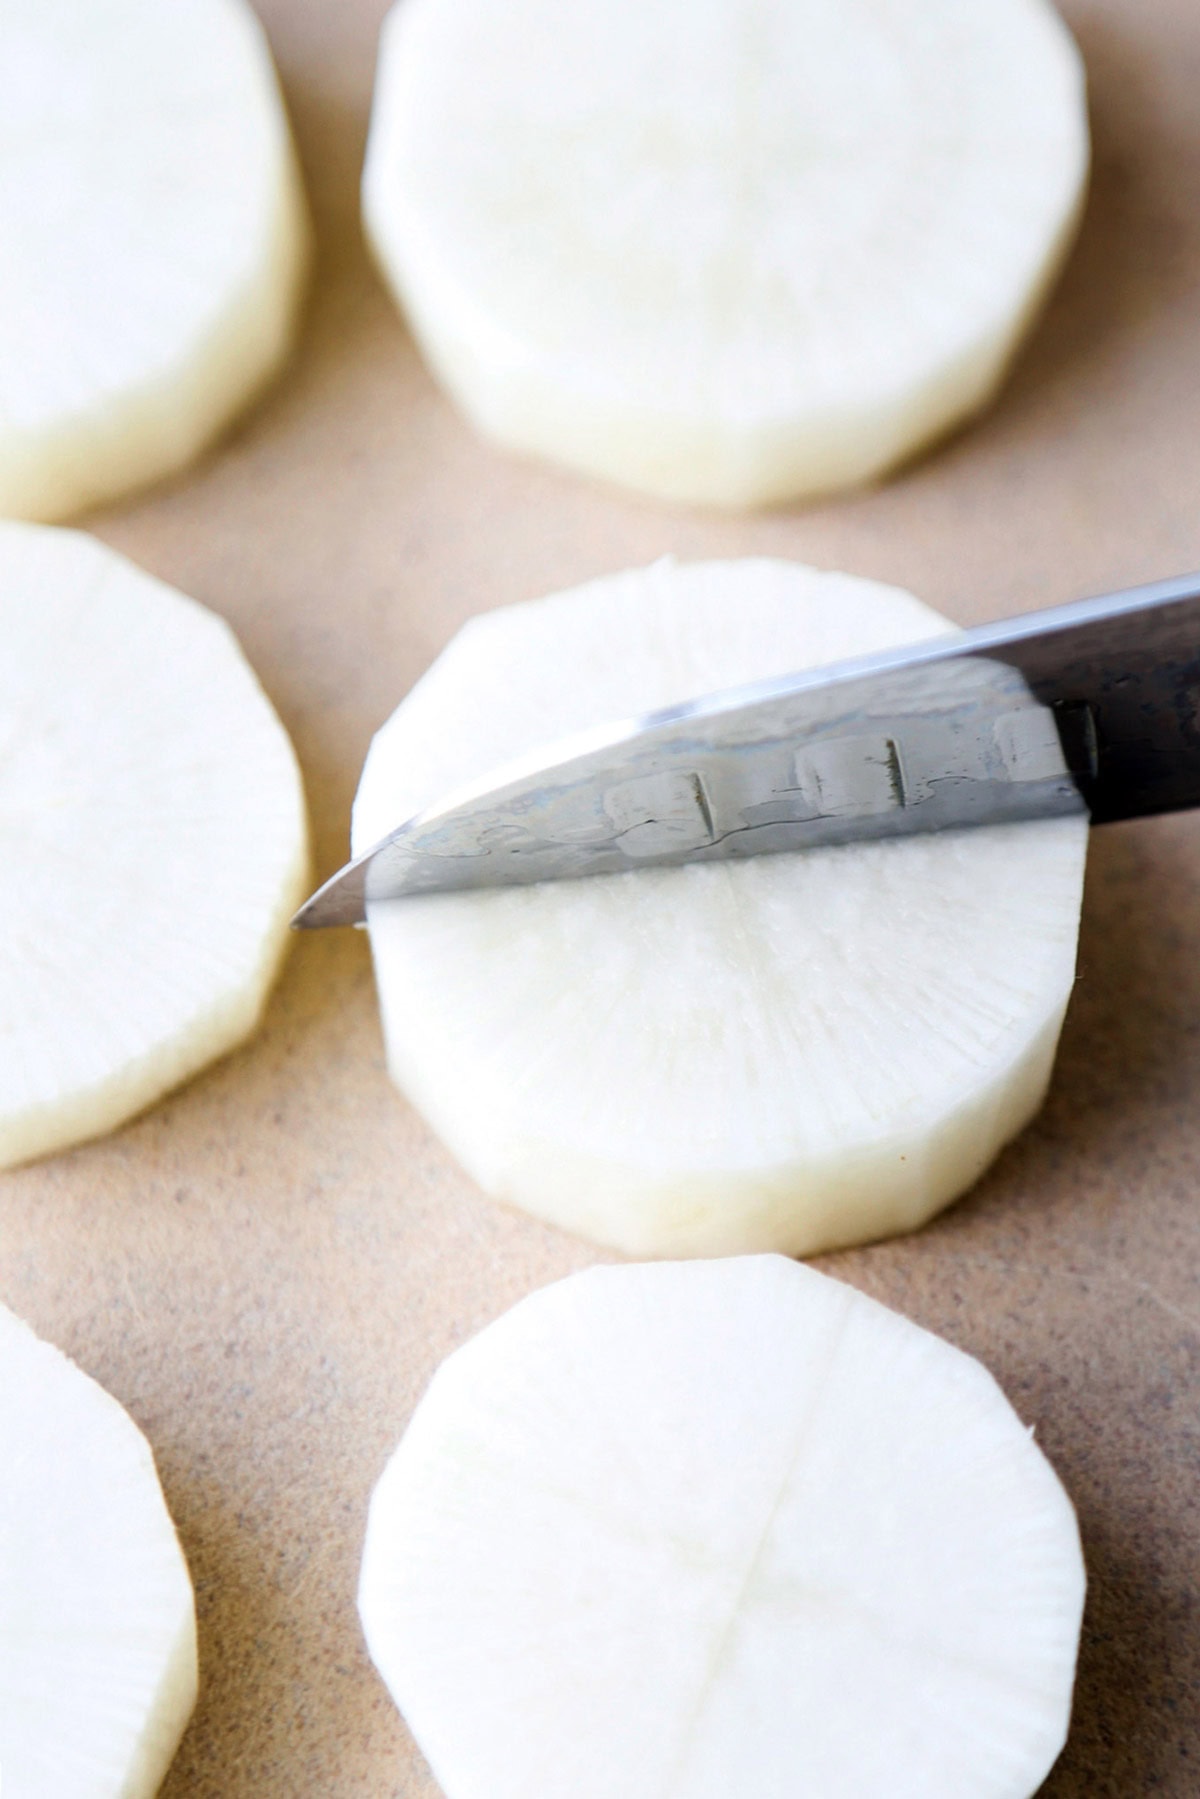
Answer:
[359,1256,1086,1799]
[0,1301,197,1798]
[354,558,1087,1259]
[0,521,308,1169]
[0,0,308,522]
[363,0,1087,507]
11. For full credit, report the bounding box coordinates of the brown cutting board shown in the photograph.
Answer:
[2,0,1197,1790]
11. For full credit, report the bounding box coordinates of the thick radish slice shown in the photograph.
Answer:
[354,559,1087,1258]
[360,1256,1086,1799]
[0,1300,196,1797]
[362,0,1087,507]
[0,520,308,1168]
[0,0,308,522]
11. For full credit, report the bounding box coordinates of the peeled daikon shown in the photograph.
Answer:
[0,0,308,522]
[363,0,1087,507]
[355,559,1087,1258]
[359,1255,1086,1799]
[0,521,308,1168]
[0,1300,197,1797]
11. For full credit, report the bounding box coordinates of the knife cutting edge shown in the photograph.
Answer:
[293,570,1200,929]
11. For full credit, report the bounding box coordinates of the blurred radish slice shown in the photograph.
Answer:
[0,521,308,1168]
[0,0,308,521]
[363,0,1087,506]
[359,1256,1086,1799]
[354,558,1087,1258]
[0,1301,196,1797]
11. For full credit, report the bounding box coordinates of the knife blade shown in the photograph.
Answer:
[293,570,1200,929]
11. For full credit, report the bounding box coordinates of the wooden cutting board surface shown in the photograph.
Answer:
[2,0,1198,1791]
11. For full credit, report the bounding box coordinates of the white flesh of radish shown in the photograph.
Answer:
[0,0,308,523]
[0,520,308,1168]
[360,1255,1086,1799]
[363,0,1087,507]
[355,559,1087,1258]
[0,1300,196,1798]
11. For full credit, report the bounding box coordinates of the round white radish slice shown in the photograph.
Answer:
[362,0,1087,507]
[355,559,1087,1258]
[0,520,308,1168]
[0,1300,196,1797]
[360,1255,1086,1799]
[0,0,308,523]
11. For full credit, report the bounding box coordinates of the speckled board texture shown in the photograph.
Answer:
[2,0,1198,1791]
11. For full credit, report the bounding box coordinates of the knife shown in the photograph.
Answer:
[293,570,1200,929]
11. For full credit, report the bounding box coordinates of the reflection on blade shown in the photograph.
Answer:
[294,647,1086,928]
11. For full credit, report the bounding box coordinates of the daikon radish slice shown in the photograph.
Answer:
[0,521,308,1168]
[360,1256,1086,1799]
[0,0,308,522]
[362,0,1087,507]
[355,559,1087,1258]
[0,1300,196,1797]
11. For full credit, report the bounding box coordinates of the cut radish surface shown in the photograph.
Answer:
[360,1256,1086,1799]
[0,521,308,1168]
[0,1300,196,1797]
[363,0,1087,507]
[0,0,308,522]
[355,559,1087,1258]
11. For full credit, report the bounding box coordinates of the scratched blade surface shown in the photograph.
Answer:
[294,571,1200,929]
